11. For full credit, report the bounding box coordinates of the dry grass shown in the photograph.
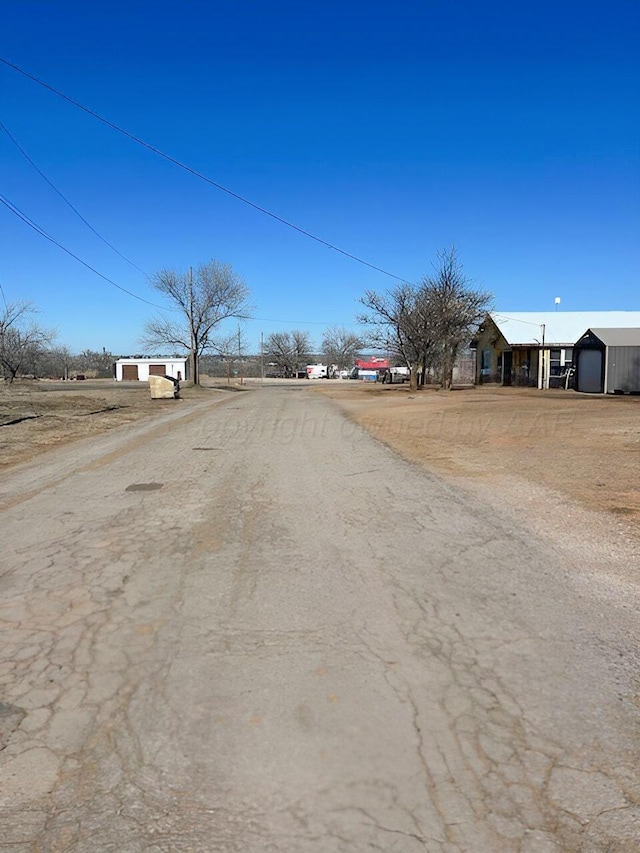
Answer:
[0,379,231,470]
[319,382,640,531]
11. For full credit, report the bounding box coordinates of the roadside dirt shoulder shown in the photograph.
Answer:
[0,379,242,471]
[319,383,640,561]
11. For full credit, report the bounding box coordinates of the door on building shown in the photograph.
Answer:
[502,351,513,386]
[148,364,166,376]
[576,349,604,393]
[122,364,139,380]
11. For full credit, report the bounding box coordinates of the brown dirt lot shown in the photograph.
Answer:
[0,379,229,471]
[319,382,640,537]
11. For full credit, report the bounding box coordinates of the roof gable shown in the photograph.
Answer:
[587,327,640,346]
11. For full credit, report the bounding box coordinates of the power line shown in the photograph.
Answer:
[1,193,361,328]
[0,120,148,276]
[0,193,174,311]
[0,57,410,284]
[251,316,363,326]
[492,312,547,327]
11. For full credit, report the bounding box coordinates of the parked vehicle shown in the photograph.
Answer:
[306,364,329,379]
[306,364,338,379]
[381,366,410,384]
[359,370,378,382]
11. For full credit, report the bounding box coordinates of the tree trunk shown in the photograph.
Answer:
[191,350,199,385]
[409,364,418,391]
[420,354,428,386]
[441,354,453,390]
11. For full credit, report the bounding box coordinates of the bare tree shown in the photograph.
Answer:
[0,301,56,382]
[264,332,292,377]
[321,326,363,371]
[359,248,491,391]
[211,325,251,384]
[36,345,75,379]
[359,284,434,391]
[265,330,311,377]
[421,247,492,389]
[290,330,312,374]
[75,348,115,378]
[142,259,251,385]
[52,346,75,380]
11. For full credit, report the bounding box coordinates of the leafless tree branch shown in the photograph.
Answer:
[141,260,252,384]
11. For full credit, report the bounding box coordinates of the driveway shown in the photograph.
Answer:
[1,384,639,851]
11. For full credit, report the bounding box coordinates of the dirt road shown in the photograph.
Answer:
[1,384,639,851]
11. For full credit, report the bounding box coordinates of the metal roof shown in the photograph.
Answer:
[489,312,640,346]
[355,357,389,369]
[115,357,188,363]
[585,327,640,346]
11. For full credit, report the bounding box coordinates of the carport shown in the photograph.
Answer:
[574,328,640,394]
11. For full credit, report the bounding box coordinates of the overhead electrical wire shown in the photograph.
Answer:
[251,315,361,326]
[0,191,355,325]
[492,312,549,327]
[0,193,174,311]
[0,195,351,328]
[0,57,410,284]
[0,120,148,276]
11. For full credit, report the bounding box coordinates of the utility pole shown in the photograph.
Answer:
[538,323,546,390]
[189,266,197,385]
[260,332,264,384]
[237,324,243,385]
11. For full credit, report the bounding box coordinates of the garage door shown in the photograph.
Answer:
[149,364,166,376]
[122,364,139,380]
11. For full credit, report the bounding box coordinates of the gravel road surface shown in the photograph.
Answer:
[1,384,639,852]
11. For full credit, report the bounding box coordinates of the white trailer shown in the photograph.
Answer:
[306,364,329,379]
[381,366,410,384]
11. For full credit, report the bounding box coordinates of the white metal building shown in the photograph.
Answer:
[114,357,189,382]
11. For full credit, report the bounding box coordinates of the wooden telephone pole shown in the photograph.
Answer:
[189,266,197,385]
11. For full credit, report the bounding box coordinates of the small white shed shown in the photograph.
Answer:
[114,357,189,382]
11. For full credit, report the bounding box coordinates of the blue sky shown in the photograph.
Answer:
[1,0,638,354]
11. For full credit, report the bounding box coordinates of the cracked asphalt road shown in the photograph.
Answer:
[1,383,639,852]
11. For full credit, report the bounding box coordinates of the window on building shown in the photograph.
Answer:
[550,349,562,377]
